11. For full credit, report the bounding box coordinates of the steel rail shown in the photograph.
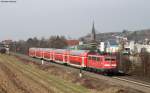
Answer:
[113,77,150,88]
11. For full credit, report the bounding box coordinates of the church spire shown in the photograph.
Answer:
[91,21,96,41]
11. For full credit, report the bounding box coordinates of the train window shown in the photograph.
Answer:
[100,58,103,61]
[65,56,67,59]
[97,57,100,61]
[105,58,111,61]
[92,57,96,61]
[111,58,116,61]
[105,57,116,61]
[88,56,91,60]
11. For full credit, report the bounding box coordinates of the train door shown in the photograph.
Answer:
[87,55,102,69]
[87,56,96,68]
[81,56,85,67]
[103,56,117,68]
[64,55,68,63]
[49,51,52,60]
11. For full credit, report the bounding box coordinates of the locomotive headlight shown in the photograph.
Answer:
[104,64,116,67]
[104,64,111,66]
[111,64,117,66]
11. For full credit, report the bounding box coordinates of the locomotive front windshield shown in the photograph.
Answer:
[105,56,116,61]
[88,56,102,62]
[88,56,101,62]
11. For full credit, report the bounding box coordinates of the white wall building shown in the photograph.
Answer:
[99,39,119,53]
[125,41,150,53]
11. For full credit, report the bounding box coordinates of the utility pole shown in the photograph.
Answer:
[79,68,83,78]
[41,59,44,65]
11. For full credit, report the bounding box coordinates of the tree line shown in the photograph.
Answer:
[10,35,150,79]
[117,49,150,78]
[10,36,68,54]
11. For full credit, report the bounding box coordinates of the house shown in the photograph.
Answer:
[99,39,119,53]
[66,40,79,46]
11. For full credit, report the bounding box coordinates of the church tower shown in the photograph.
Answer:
[91,22,96,42]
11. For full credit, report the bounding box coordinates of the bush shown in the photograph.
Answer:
[0,48,6,54]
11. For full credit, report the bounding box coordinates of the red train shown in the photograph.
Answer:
[29,48,118,74]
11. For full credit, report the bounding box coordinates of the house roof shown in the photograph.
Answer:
[66,40,79,46]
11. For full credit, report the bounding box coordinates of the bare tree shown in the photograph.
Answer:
[48,36,67,49]
[140,48,150,77]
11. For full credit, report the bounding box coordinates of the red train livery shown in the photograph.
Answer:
[29,48,118,73]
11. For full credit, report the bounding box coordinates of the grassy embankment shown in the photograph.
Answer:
[0,54,89,93]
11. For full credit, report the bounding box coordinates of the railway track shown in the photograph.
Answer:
[11,52,150,93]
[113,76,150,88]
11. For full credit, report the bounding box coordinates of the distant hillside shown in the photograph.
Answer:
[79,32,121,42]
[80,29,150,42]
[127,29,150,41]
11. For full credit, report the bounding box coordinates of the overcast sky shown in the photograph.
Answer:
[0,0,150,41]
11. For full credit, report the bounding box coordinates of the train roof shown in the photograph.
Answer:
[88,54,117,58]
[41,48,53,51]
[69,50,90,56]
[54,49,68,53]
[29,48,53,51]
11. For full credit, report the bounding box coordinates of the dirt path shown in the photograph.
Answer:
[0,55,89,93]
